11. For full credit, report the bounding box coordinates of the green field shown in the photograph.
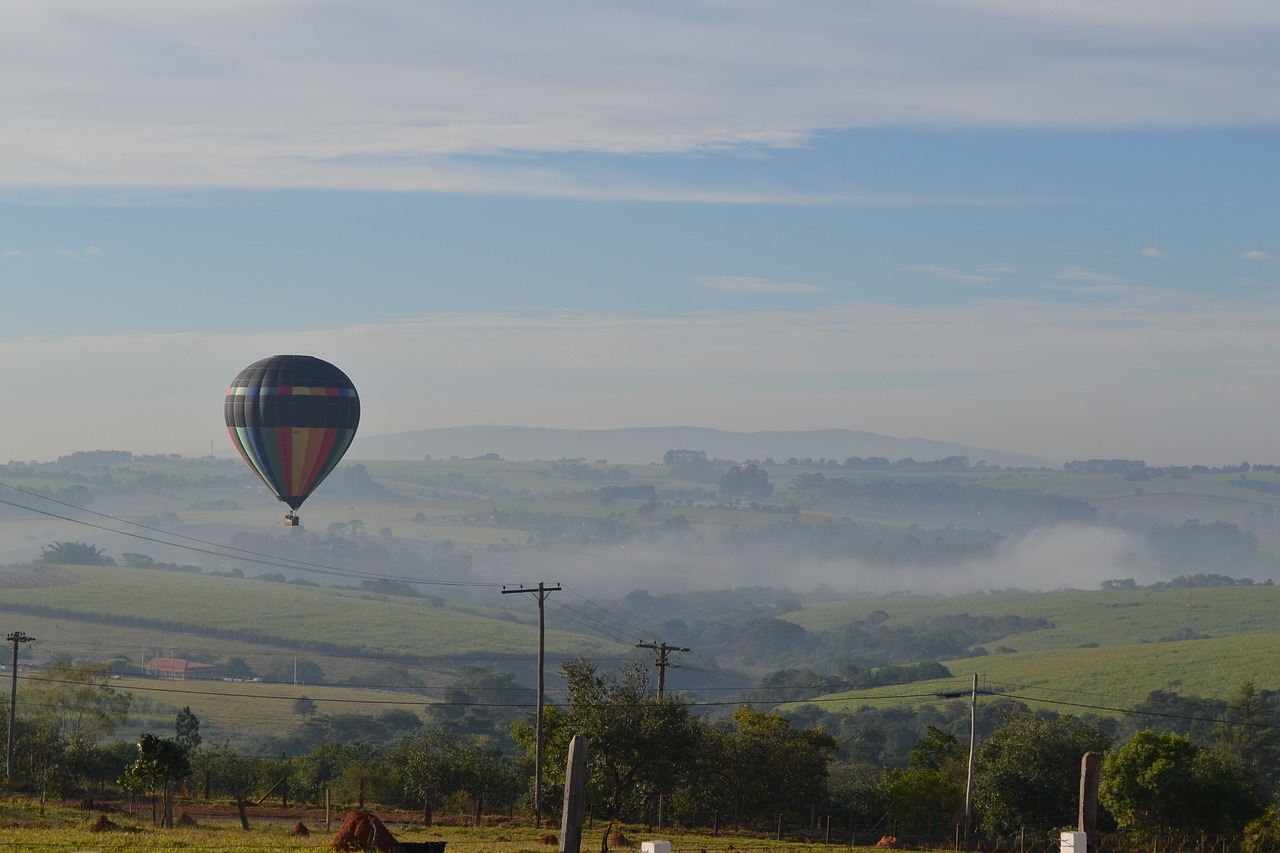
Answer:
[787,632,1280,720]
[784,585,1280,651]
[0,564,627,661]
[776,586,1280,721]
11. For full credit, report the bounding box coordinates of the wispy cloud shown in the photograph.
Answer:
[3,249,27,258]
[1141,248,1168,259]
[905,265,998,284]
[1242,250,1274,262]
[2,2,1278,193]
[697,275,826,295]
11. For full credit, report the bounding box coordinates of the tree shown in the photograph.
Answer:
[516,658,701,823]
[262,657,324,684]
[884,726,967,836]
[121,734,191,828]
[24,661,131,749]
[1101,729,1260,840]
[292,740,387,808]
[190,742,255,803]
[1213,681,1280,790]
[223,657,256,680]
[39,540,114,566]
[393,729,470,826]
[719,465,774,501]
[972,711,1111,838]
[293,696,318,719]
[175,706,202,758]
[713,705,837,830]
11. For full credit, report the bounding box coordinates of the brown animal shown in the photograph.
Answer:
[331,810,398,852]
[876,836,901,848]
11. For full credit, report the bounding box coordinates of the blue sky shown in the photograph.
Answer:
[2,1,1278,465]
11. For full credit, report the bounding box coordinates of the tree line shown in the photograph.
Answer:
[7,658,1280,847]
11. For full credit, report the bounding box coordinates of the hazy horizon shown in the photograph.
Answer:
[3,3,1278,465]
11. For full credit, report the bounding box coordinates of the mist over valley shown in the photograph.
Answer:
[3,426,1280,758]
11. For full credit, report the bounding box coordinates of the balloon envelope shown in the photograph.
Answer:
[224,355,360,511]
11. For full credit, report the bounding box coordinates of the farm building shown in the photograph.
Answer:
[144,657,221,680]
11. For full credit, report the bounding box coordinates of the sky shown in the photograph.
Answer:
[2,1,1278,466]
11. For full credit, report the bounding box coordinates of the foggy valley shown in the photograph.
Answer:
[4,426,1280,818]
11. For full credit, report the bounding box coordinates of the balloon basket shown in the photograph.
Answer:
[283,513,300,527]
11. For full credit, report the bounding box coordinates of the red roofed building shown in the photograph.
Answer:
[145,657,220,681]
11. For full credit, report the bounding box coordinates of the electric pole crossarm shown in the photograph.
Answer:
[636,640,690,700]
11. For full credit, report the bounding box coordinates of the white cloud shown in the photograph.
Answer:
[1242,250,1274,261]
[1141,247,1168,258]
[905,265,998,284]
[3,249,27,257]
[2,2,1278,191]
[697,275,827,295]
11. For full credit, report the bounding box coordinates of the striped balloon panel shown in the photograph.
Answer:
[224,355,360,510]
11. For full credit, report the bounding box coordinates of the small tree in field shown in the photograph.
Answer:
[293,696,318,719]
[121,734,190,828]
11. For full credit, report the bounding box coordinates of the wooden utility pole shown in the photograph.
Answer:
[6,631,34,778]
[964,673,977,843]
[635,641,690,699]
[503,582,561,827]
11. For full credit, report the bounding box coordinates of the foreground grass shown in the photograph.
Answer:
[0,799,883,853]
[0,799,901,850]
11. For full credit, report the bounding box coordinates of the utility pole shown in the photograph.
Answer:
[6,631,35,778]
[502,582,561,827]
[635,641,690,699]
[964,673,977,843]
[938,675,981,844]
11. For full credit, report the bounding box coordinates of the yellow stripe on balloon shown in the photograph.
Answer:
[290,428,312,496]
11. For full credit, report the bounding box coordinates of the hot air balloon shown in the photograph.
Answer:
[224,355,360,525]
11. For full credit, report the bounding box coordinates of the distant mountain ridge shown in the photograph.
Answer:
[351,426,1055,469]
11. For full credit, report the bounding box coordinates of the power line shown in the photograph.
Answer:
[0,482,503,588]
[562,585,653,640]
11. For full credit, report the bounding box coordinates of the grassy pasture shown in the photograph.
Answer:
[783,585,1280,652]
[789,631,1280,721]
[0,565,629,661]
[110,673,436,739]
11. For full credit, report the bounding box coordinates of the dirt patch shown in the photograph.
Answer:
[89,815,118,832]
